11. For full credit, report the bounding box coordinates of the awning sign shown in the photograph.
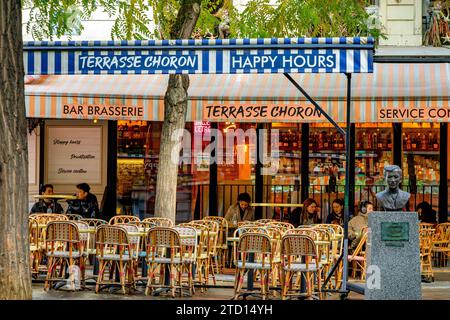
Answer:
[63,104,144,119]
[23,37,373,75]
[203,103,325,122]
[378,106,450,121]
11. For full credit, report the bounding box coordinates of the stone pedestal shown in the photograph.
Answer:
[365,211,421,300]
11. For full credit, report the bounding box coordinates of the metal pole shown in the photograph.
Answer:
[341,72,352,295]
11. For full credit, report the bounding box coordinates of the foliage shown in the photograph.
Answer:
[24,0,383,41]
[229,0,386,41]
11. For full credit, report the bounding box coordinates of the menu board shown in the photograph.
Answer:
[28,133,37,185]
[47,126,102,184]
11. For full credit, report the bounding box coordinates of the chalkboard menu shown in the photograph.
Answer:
[46,126,102,184]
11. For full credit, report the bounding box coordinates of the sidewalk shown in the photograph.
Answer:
[32,270,450,300]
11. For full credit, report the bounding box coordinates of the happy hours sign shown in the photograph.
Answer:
[46,126,102,184]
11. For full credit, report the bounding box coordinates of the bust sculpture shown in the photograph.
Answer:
[376,165,411,211]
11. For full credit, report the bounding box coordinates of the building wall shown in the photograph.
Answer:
[379,0,423,46]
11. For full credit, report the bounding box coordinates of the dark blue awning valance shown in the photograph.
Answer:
[23,37,374,75]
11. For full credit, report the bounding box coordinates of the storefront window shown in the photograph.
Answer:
[402,123,440,191]
[117,121,207,222]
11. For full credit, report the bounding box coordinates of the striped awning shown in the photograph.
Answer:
[23,37,374,75]
[25,62,449,123]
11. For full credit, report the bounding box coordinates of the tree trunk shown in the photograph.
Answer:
[0,0,32,299]
[154,0,201,222]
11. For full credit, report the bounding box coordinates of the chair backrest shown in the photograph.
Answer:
[285,228,319,241]
[204,216,228,247]
[143,217,174,227]
[173,226,198,260]
[146,227,180,248]
[28,217,40,249]
[419,223,435,231]
[281,234,317,257]
[114,223,140,247]
[95,225,131,259]
[45,221,81,256]
[267,221,295,230]
[96,225,130,246]
[257,219,278,223]
[434,223,450,241]
[420,229,434,254]
[109,215,140,225]
[81,218,108,227]
[65,214,83,221]
[31,213,68,225]
[234,226,268,237]
[238,232,272,255]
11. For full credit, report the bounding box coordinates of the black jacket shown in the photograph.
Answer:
[30,200,64,214]
[66,193,100,219]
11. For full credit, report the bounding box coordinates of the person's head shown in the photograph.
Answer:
[359,200,374,215]
[302,198,318,215]
[384,165,402,191]
[40,184,54,195]
[76,183,91,200]
[332,199,344,215]
[237,192,251,210]
[416,201,432,215]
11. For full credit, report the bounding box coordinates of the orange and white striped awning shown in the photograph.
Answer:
[25,63,450,123]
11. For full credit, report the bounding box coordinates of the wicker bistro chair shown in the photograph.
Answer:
[145,227,187,297]
[347,228,368,280]
[420,228,435,281]
[80,219,108,264]
[109,215,140,225]
[231,226,268,267]
[431,223,450,267]
[263,226,284,290]
[29,217,41,276]
[44,221,87,291]
[65,214,83,221]
[95,225,137,294]
[173,226,198,296]
[143,217,174,227]
[280,234,323,300]
[234,232,273,300]
[204,216,229,271]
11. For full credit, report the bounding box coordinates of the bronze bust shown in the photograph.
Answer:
[376,165,411,211]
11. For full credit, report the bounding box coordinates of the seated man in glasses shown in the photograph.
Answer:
[30,184,64,214]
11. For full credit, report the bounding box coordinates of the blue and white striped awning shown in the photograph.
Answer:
[23,37,374,75]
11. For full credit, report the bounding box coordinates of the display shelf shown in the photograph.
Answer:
[403,151,439,155]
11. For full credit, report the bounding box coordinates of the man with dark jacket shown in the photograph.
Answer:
[30,184,64,213]
[66,183,100,219]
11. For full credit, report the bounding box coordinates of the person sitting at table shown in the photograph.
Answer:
[348,200,373,248]
[225,192,255,224]
[326,198,344,225]
[66,183,100,219]
[290,198,321,227]
[30,184,64,214]
[416,201,437,225]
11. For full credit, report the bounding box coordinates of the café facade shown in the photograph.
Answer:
[24,38,450,223]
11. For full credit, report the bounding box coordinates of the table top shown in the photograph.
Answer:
[250,203,303,207]
[34,194,77,200]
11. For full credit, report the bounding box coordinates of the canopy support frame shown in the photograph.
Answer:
[284,72,355,298]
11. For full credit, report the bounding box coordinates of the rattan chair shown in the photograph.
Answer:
[44,221,86,291]
[204,216,229,271]
[143,217,174,227]
[348,228,368,280]
[29,217,40,276]
[109,215,140,225]
[65,214,83,221]
[173,226,197,296]
[280,234,323,300]
[432,223,450,267]
[95,225,136,294]
[233,232,273,300]
[145,227,184,297]
[420,228,435,281]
